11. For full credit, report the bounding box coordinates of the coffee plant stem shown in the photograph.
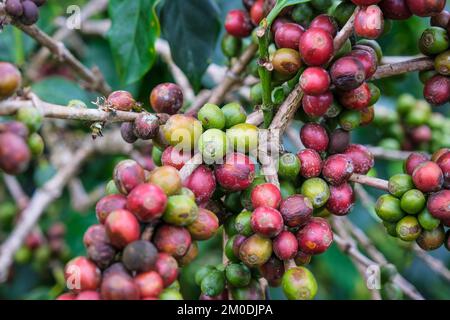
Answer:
[366,146,422,161]
[349,174,389,191]
[3,174,29,211]
[257,20,274,129]
[371,57,434,80]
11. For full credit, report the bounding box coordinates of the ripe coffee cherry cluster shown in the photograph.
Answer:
[375,150,450,251]
[58,159,221,300]
[0,115,44,175]
[417,8,450,105]
[5,0,46,25]
[372,95,450,152]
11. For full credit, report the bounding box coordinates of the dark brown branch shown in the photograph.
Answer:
[371,57,434,81]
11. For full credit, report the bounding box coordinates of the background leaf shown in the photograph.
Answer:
[107,0,160,85]
[159,0,221,91]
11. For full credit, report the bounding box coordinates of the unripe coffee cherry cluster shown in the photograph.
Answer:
[59,159,221,300]
[375,150,449,251]
[372,95,449,152]
[5,0,46,26]
[0,102,44,175]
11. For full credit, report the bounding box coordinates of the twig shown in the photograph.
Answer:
[269,84,303,133]
[68,179,105,213]
[2,174,29,211]
[349,174,389,192]
[11,21,111,95]
[412,245,450,283]
[371,57,434,81]
[365,146,415,161]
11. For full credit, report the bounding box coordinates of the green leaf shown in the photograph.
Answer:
[159,0,221,91]
[31,77,95,105]
[107,0,160,85]
[266,0,311,26]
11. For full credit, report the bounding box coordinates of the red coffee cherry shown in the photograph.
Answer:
[412,161,444,193]
[427,189,450,222]
[326,183,355,216]
[64,257,101,293]
[0,132,30,175]
[184,165,216,203]
[350,49,378,79]
[405,0,445,17]
[432,148,450,162]
[302,91,333,117]
[76,291,101,300]
[410,125,432,144]
[330,56,366,91]
[250,206,284,238]
[275,23,305,50]
[273,230,299,260]
[354,5,384,39]
[436,151,450,188]
[104,209,140,249]
[339,83,372,111]
[113,159,146,195]
[95,194,127,224]
[328,129,351,154]
[259,256,285,287]
[56,293,77,300]
[0,121,29,139]
[107,90,135,111]
[126,183,167,222]
[0,62,22,99]
[404,152,430,175]
[379,0,412,19]
[135,271,164,299]
[120,122,137,144]
[343,144,374,174]
[297,149,323,178]
[322,154,354,185]
[155,253,179,287]
[187,208,219,240]
[431,10,450,28]
[296,217,333,255]
[300,67,330,95]
[279,194,313,228]
[309,14,338,36]
[161,146,192,170]
[423,75,450,106]
[242,0,256,11]
[250,0,265,25]
[271,17,290,35]
[83,224,109,248]
[153,224,192,258]
[251,183,282,209]
[299,28,334,66]
[150,83,183,115]
[225,9,253,38]
[215,153,255,191]
[101,272,139,300]
[134,113,160,140]
[300,123,329,152]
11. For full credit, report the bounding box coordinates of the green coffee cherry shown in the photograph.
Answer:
[224,215,239,237]
[15,246,32,264]
[334,39,352,60]
[282,267,318,300]
[386,123,405,141]
[201,269,226,297]
[198,129,230,163]
[34,245,51,264]
[27,133,44,156]
[419,70,438,84]
[105,179,119,195]
[235,210,253,237]
[383,221,398,237]
[417,208,441,231]
[381,282,403,300]
[159,288,183,300]
[179,187,196,202]
[333,1,356,27]
[325,101,343,118]
[311,0,332,11]
[396,94,416,115]
[250,83,263,104]
[368,83,380,105]
[226,123,258,154]
[195,265,216,286]
[280,180,296,199]
[168,280,181,291]
[230,279,264,300]
[419,27,449,55]
[405,101,431,126]
[339,110,361,131]
[300,178,330,208]
[375,194,406,223]
[278,153,301,181]
[292,3,314,25]
[396,216,422,241]
[434,50,450,75]
[380,264,397,284]
[0,202,16,226]
[225,263,251,288]
[16,106,42,133]
[151,146,163,166]
[221,34,242,58]
[198,103,226,130]
[163,195,198,226]
[388,174,414,198]
[400,189,426,214]
[379,138,401,151]
[225,235,240,262]
[239,234,272,267]
[222,102,247,129]
[224,192,244,214]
